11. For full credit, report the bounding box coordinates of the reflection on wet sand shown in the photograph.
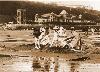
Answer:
[68,62,80,72]
[0,56,33,72]
[0,56,100,72]
[32,56,100,72]
[32,56,78,72]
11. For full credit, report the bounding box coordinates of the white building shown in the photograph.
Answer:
[34,10,83,23]
[17,9,26,24]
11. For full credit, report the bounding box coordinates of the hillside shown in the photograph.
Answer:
[0,1,100,23]
[0,15,15,23]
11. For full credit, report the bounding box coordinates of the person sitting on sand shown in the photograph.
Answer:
[69,27,80,50]
[39,26,46,40]
[58,26,66,37]
[49,25,59,47]
[39,27,50,46]
[34,26,46,49]
[33,27,41,49]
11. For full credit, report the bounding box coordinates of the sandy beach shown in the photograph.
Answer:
[0,30,100,72]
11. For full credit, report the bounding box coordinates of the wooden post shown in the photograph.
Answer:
[78,34,82,51]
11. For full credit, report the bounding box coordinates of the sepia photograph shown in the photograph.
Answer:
[0,0,100,72]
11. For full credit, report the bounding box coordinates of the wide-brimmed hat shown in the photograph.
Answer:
[53,26,59,30]
[71,27,75,30]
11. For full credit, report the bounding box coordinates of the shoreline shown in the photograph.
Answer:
[0,30,99,61]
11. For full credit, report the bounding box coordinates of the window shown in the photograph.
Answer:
[17,12,20,16]
[17,18,19,21]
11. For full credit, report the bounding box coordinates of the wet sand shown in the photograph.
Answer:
[0,30,100,72]
[0,30,100,59]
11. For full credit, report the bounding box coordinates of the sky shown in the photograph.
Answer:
[27,0,100,11]
[0,0,100,11]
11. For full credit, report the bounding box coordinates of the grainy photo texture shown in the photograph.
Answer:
[0,0,100,72]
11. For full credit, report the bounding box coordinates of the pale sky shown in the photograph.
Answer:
[0,0,100,11]
[27,0,100,11]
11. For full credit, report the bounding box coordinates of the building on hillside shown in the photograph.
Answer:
[35,12,58,23]
[58,10,70,22]
[34,10,71,23]
[17,9,26,24]
[34,10,85,23]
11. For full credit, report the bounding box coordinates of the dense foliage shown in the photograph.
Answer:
[0,1,100,23]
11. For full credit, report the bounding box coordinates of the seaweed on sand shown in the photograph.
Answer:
[0,54,11,57]
[70,57,90,61]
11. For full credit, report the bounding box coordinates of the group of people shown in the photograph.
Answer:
[33,25,80,49]
[34,26,47,49]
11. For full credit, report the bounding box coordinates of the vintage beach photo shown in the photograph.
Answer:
[0,0,100,72]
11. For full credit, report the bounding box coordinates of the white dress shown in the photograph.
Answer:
[39,27,46,40]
